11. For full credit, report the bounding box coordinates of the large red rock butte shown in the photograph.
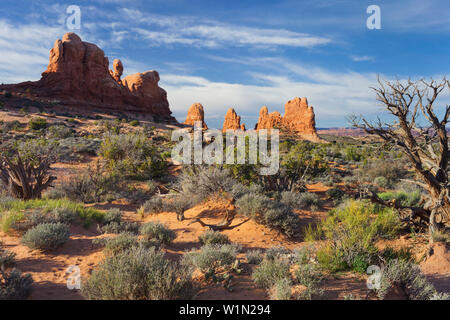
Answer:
[0,32,174,120]
[256,97,320,142]
[184,103,208,129]
[222,108,244,131]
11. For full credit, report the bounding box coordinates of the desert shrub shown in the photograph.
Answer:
[303,224,324,242]
[326,188,345,201]
[252,257,290,289]
[236,192,270,220]
[377,259,445,300]
[265,246,290,261]
[0,268,33,300]
[18,206,77,230]
[57,137,100,160]
[100,132,167,180]
[82,246,195,300]
[316,200,400,273]
[0,243,33,300]
[296,192,319,209]
[378,190,422,207]
[362,159,409,187]
[138,197,164,216]
[0,139,59,199]
[93,233,159,256]
[295,264,323,292]
[198,230,230,245]
[140,222,176,245]
[59,162,120,204]
[177,166,236,201]
[230,183,263,200]
[183,244,239,274]
[269,277,292,300]
[262,203,301,238]
[381,246,414,263]
[246,250,264,264]
[98,209,140,235]
[129,120,140,127]
[374,176,389,189]
[103,208,122,224]
[164,193,196,221]
[46,125,74,139]
[28,118,47,131]
[93,233,139,255]
[21,223,69,251]
[431,230,449,243]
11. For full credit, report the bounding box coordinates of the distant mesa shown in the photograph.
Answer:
[184,103,208,129]
[0,32,174,120]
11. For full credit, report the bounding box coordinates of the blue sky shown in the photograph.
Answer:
[1,0,450,128]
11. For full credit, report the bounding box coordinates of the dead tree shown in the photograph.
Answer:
[0,142,57,200]
[350,77,449,243]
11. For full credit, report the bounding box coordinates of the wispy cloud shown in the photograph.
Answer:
[118,9,331,49]
[351,55,374,62]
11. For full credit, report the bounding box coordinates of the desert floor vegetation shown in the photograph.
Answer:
[0,89,448,300]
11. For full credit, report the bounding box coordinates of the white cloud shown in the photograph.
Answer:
[160,59,381,128]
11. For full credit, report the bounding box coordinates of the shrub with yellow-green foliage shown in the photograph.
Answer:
[313,200,400,273]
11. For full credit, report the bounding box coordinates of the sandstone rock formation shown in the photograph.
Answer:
[110,59,123,83]
[240,123,246,131]
[222,108,242,131]
[255,97,320,142]
[255,106,282,130]
[0,32,174,119]
[282,97,317,136]
[184,103,207,129]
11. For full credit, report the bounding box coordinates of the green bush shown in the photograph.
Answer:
[0,268,33,300]
[316,200,400,273]
[183,244,239,274]
[28,118,47,131]
[129,120,140,127]
[269,277,292,300]
[246,250,263,264]
[280,191,319,210]
[59,163,120,204]
[21,223,69,251]
[100,132,167,180]
[138,197,165,216]
[93,233,158,256]
[262,203,300,238]
[140,222,176,245]
[378,190,422,207]
[198,230,231,245]
[377,259,446,300]
[236,192,270,220]
[82,246,195,300]
[252,257,290,289]
[98,210,140,235]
